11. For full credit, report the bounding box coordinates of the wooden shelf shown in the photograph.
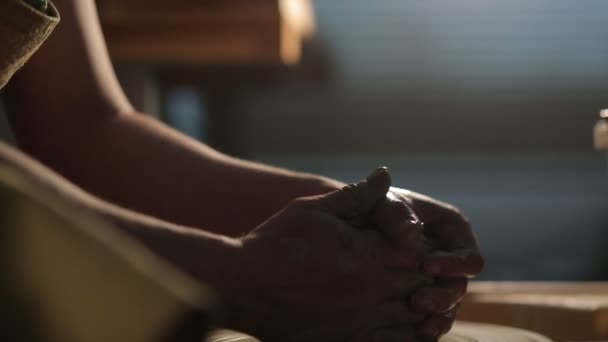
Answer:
[97,0,315,65]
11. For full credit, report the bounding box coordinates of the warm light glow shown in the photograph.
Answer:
[280,0,316,37]
[279,0,316,65]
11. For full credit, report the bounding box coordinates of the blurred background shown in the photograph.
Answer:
[2,0,608,281]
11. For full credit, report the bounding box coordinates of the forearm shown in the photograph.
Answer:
[98,114,342,235]
[0,141,242,289]
[8,105,340,238]
[4,0,343,236]
[11,108,341,235]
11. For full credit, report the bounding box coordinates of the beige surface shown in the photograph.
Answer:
[205,322,553,342]
[442,322,553,342]
[460,282,608,341]
[468,282,608,295]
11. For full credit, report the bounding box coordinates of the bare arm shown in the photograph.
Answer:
[4,0,342,237]
[0,141,244,296]
[0,142,435,340]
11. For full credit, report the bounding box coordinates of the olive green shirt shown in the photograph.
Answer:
[0,0,59,89]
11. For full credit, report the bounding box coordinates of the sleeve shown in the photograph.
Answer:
[0,0,60,89]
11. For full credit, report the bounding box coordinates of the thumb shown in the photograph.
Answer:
[317,167,392,219]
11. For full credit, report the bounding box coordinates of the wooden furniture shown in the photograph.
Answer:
[98,0,315,65]
[459,282,608,341]
[98,0,322,155]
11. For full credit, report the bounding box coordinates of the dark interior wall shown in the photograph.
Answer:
[228,0,608,155]
[233,87,605,154]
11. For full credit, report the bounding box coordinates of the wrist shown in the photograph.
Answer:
[181,233,245,288]
[114,213,246,290]
[201,234,270,332]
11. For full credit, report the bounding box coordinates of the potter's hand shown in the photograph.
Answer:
[231,169,431,341]
[388,188,484,339]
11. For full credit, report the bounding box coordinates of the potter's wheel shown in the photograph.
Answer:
[206,322,553,342]
[441,322,552,342]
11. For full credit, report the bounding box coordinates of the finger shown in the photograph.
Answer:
[385,270,435,298]
[357,268,433,305]
[403,191,481,254]
[425,220,480,255]
[401,190,458,226]
[393,191,484,277]
[371,327,419,342]
[418,305,459,339]
[365,301,427,327]
[354,229,421,270]
[372,197,424,248]
[410,278,467,314]
[423,251,484,277]
[318,167,391,220]
[381,248,421,271]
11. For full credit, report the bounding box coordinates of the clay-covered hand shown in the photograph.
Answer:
[229,169,432,342]
[388,188,484,339]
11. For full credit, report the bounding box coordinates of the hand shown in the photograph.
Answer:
[228,169,432,341]
[388,188,484,339]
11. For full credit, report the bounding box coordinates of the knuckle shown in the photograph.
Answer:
[338,183,365,217]
[288,197,314,209]
[388,198,411,215]
[445,204,467,221]
[344,182,364,200]
[341,183,360,198]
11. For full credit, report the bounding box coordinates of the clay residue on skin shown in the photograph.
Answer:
[351,231,377,259]
[392,273,434,293]
[338,229,355,250]
[337,254,358,274]
[278,237,311,261]
[279,234,362,275]
[433,249,471,261]
[337,230,378,274]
